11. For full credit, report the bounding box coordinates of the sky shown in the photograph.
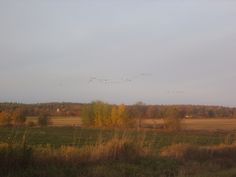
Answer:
[0,0,236,106]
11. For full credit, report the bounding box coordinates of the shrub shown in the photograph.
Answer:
[38,113,50,127]
[163,108,184,131]
[163,117,182,131]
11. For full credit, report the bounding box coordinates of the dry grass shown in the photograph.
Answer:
[161,143,236,176]
[78,136,149,162]
[160,143,236,168]
[0,136,151,168]
[50,117,81,126]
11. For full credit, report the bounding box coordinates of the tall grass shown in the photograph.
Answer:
[0,135,151,170]
[0,134,181,177]
[1,127,236,177]
[160,143,236,168]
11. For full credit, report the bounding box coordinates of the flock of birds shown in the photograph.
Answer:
[88,73,185,94]
[88,73,152,85]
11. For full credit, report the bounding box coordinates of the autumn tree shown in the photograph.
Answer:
[163,107,184,131]
[12,108,26,126]
[110,104,133,127]
[111,106,119,127]
[0,111,12,126]
[117,104,133,127]
[81,101,112,127]
[81,104,95,127]
[81,101,134,128]
[93,101,112,127]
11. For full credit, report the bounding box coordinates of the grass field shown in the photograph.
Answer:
[1,126,236,177]
[3,117,236,177]
[0,127,227,147]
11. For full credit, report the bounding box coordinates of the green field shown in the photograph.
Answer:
[1,127,236,177]
[0,127,227,148]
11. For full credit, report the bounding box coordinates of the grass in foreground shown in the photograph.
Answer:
[1,127,236,177]
[0,135,178,177]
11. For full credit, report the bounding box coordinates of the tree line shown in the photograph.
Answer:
[1,102,236,119]
[0,107,50,127]
[0,108,26,126]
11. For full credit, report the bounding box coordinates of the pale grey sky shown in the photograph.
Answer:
[0,0,236,106]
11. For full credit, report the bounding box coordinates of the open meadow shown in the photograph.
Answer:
[1,115,236,177]
[1,126,236,177]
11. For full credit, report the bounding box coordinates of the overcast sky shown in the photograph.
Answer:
[0,0,236,106]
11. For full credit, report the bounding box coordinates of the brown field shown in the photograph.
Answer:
[27,116,82,126]
[51,117,82,126]
[27,117,236,131]
[143,118,236,131]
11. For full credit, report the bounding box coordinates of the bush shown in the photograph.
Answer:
[163,117,182,131]
[163,108,184,131]
[38,114,50,127]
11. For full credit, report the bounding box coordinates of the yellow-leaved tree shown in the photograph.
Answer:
[111,106,119,127]
[81,101,134,128]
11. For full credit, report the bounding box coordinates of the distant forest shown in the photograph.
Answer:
[1,102,236,119]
